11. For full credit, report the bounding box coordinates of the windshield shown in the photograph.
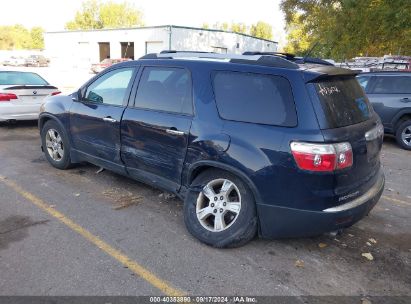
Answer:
[314,76,372,128]
[0,71,48,85]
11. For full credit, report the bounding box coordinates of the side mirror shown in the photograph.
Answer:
[72,90,81,102]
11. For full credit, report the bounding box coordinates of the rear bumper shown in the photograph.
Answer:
[257,169,385,238]
[0,103,41,121]
[0,113,39,121]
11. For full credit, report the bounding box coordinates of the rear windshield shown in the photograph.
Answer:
[0,72,48,85]
[314,77,372,128]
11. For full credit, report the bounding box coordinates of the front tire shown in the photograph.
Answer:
[395,119,411,150]
[184,169,257,248]
[41,120,73,169]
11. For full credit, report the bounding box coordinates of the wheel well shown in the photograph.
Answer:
[39,116,51,131]
[189,165,212,184]
[395,114,411,132]
[187,164,260,203]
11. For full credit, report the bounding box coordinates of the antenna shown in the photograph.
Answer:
[302,42,319,63]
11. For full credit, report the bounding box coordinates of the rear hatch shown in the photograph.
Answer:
[307,73,383,206]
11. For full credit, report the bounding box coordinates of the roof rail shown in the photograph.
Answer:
[242,51,334,66]
[156,52,262,60]
[243,51,296,59]
[160,50,215,54]
[139,51,299,69]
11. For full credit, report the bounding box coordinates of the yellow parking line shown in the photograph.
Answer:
[382,195,411,207]
[0,175,184,296]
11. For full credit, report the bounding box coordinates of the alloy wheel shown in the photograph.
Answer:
[196,178,242,232]
[45,128,64,161]
[401,126,411,147]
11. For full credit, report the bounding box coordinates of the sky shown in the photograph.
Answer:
[0,0,286,44]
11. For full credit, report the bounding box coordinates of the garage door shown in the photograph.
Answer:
[145,41,165,54]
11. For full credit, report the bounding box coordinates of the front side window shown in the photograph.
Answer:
[371,76,411,94]
[84,68,134,106]
[134,67,193,114]
[212,71,297,126]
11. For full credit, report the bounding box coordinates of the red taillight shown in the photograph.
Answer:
[0,93,18,102]
[51,91,61,96]
[290,142,353,172]
[334,142,353,170]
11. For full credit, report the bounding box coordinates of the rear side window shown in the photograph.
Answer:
[0,72,48,85]
[134,67,193,115]
[356,76,371,91]
[314,77,372,128]
[370,76,411,94]
[212,71,297,126]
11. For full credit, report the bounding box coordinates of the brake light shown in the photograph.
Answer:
[0,93,18,102]
[290,142,353,172]
[51,91,61,96]
[334,142,353,170]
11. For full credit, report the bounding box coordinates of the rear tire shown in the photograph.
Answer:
[184,169,257,248]
[41,120,73,169]
[395,119,411,150]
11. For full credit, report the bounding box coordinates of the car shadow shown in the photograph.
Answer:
[0,120,38,129]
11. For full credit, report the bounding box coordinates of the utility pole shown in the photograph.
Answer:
[168,26,172,50]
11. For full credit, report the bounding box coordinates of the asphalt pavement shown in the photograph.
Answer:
[0,121,410,297]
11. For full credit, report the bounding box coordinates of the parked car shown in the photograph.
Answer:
[25,54,49,67]
[0,71,60,122]
[90,58,131,74]
[39,52,384,248]
[2,56,26,67]
[357,71,411,150]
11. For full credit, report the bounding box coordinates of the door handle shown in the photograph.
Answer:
[400,98,410,103]
[102,117,117,123]
[166,128,185,136]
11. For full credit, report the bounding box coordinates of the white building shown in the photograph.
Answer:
[44,25,278,68]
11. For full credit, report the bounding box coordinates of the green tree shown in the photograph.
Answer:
[99,1,143,28]
[250,21,273,40]
[0,27,14,50]
[0,25,44,50]
[205,21,272,39]
[282,13,310,55]
[10,24,32,49]
[65,0,144,30]
[30,27,45,49]
[230,23,247,34]
[211,22,230,31]
[66,0,101,30]
[221,22,229,31]
[281,0,411,59]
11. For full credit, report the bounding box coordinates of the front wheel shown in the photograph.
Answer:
[41,120,73,169]
[184,169,257,248]
[395,120,411,150]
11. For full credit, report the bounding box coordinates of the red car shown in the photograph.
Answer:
[90,58,131,74]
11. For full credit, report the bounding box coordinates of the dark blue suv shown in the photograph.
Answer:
[39,52,385,247]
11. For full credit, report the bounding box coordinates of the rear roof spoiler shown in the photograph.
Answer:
[3,85,57,90]
[243,51,334,66]
[303,66,359,82]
